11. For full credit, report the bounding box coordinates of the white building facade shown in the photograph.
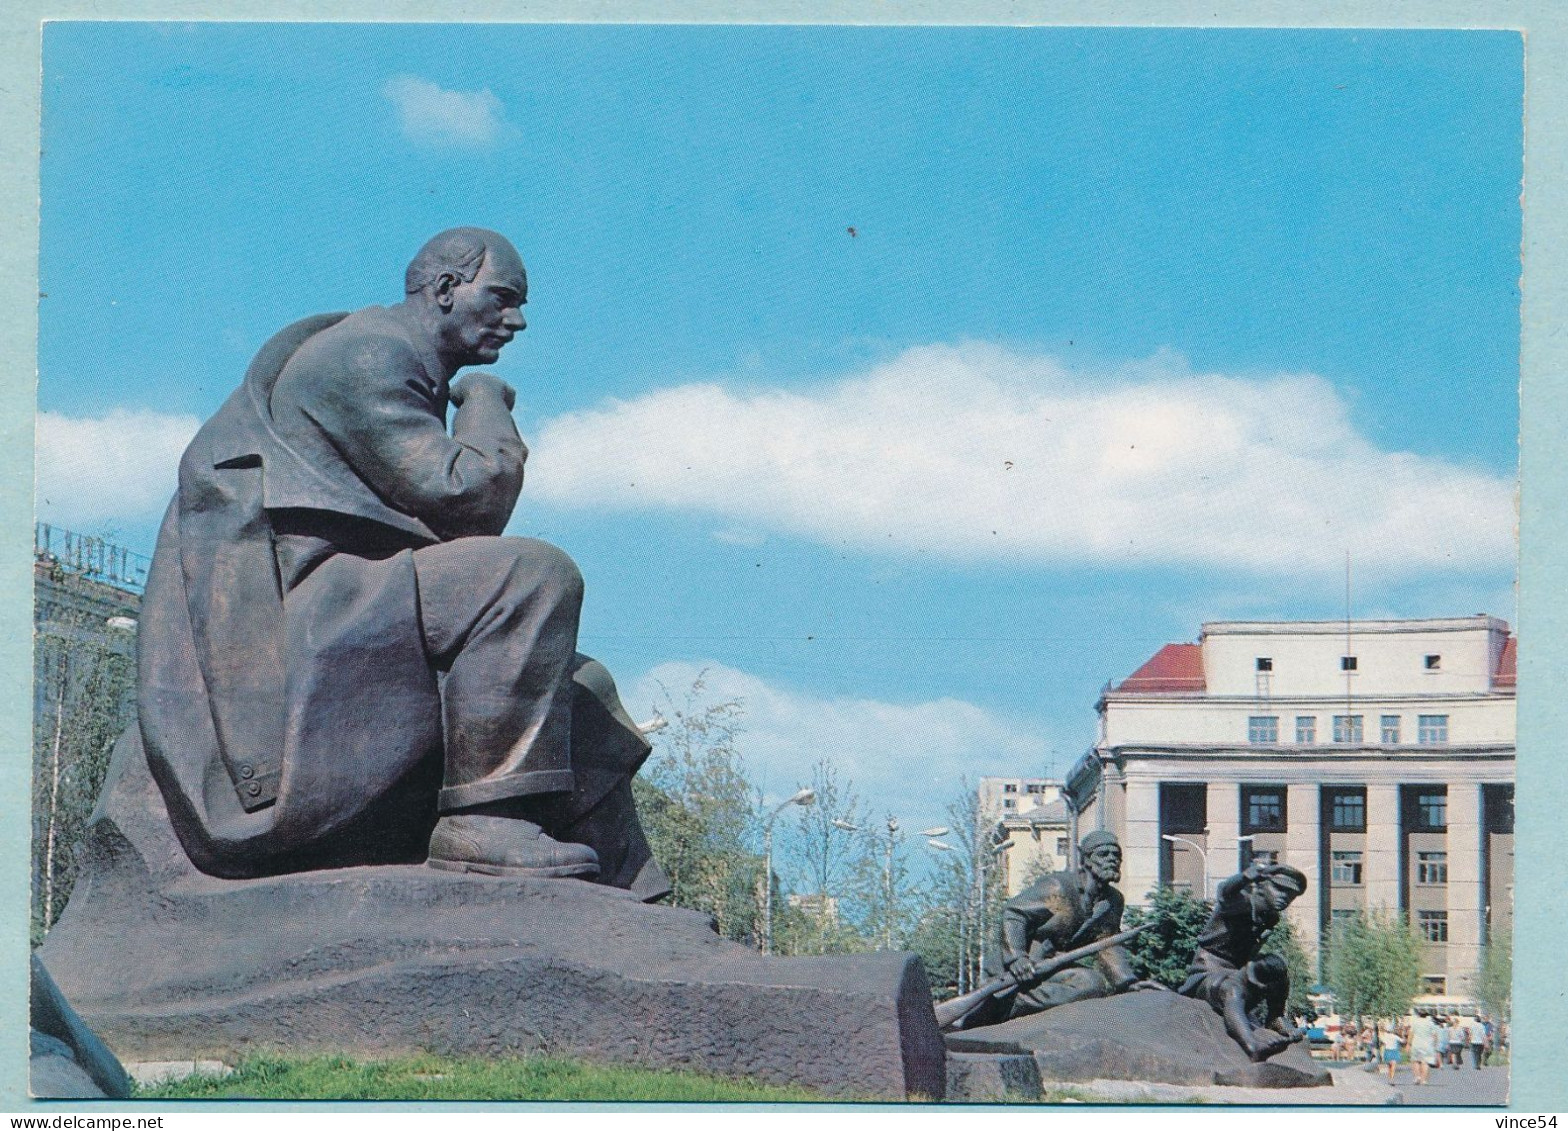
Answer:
[1080,616,1515,999]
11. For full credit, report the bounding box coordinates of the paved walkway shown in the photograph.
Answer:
[1380,1061,1510,1106]
[1072,1062,1509,1106]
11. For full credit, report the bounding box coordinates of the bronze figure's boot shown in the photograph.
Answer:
[427,813,600,879]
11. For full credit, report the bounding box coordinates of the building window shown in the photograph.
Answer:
[1056,837,1069,856]
[1242,787,1285,832]
[1330,850,1364,885]
[1418,715,1449,745]
[1417,910,1449,943]
[1003,783,1017,793]
[1003,799,1015,809]
[1417,851,1448,885]
[1248,716,1279,745]
[1025,783,1040,793]
[1415,791,1447,831]
[1329,789,1366,831]
[1295,716,1316,744]
[1256,657,1273,672]
[1332,715,1364,744]
[1341,655,1358,671]
[1425,654,1442,671]
[1380,715,1401,744]
[1423,975,1448,995]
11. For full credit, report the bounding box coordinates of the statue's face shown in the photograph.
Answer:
[1085,844,1122,883]
[1261,879,1295,912]
[442,250,528,367]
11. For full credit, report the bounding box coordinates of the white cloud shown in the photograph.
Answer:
[36,409,198,527]
[527,344,1516,578]
[383,75,507,148]
[628,660,1051,836]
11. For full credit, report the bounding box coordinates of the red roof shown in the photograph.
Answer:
[1116,643,1205,693]
[1493,635,1516,689]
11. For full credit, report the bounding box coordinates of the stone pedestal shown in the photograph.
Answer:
[38,730,946,1101]
[945,990,1331,1089]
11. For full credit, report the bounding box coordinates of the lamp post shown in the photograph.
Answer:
[974,831,1014,981]
[882,818,900,949]
[1163,831,1255,899]
[1162,833,1208,901]
[762,787,816,955]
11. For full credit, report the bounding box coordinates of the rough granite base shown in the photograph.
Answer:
[944,989,1331,1089]
[39,729,946,1101]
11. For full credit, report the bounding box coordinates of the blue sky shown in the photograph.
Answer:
[36,24,1521,867]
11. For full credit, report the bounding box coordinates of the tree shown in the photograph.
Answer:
[1323,910,1424,1023]
[32,593,137,944]
[782,761,873,954]
[919,780,1008,993]
[903,890,963,997]
[1473,928,1512,1020]
[848,814,916,950]
[631,675,762,944]
[1123,885,1211,988]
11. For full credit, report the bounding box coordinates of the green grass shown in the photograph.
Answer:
[136,1053,832,1103]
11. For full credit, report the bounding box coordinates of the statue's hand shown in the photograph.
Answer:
[1005,955,1038,983]
[451,371,517,412]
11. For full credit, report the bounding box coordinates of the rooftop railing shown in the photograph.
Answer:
[34,523,151,595]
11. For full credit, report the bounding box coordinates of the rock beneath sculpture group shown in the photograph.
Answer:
[39,729,946,1101]
[945,1051,1045,1102]
[944,988,1330,1089]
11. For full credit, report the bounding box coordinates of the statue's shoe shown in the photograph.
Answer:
[427,814,601,879]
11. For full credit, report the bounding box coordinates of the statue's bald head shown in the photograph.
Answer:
[405,227,524,295]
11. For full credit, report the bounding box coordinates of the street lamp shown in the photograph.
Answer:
[883,817,900,950]
[975,831,1013,979]
[634,711,668,736]
[1162,831,1255,899]
[762,787,816,955]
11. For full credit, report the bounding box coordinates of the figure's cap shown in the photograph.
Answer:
[1260,863,1307,896]
[1079,830,1121,855]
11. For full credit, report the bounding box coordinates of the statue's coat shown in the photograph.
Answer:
[137,310,529,876]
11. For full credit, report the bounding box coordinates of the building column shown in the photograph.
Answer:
[1446,782,1485,995]
[1206,781,1240,900]
[1285,782,1322,964]
[1364,783,1401,913]
[1121,776,1161,909]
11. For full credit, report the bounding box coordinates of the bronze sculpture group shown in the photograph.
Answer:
[939,830,1309,1063]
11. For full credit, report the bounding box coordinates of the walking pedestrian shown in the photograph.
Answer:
[1380,1021,1403,1085]
[1409,1012,1439,1086]
[1448,1018,1468,1068]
